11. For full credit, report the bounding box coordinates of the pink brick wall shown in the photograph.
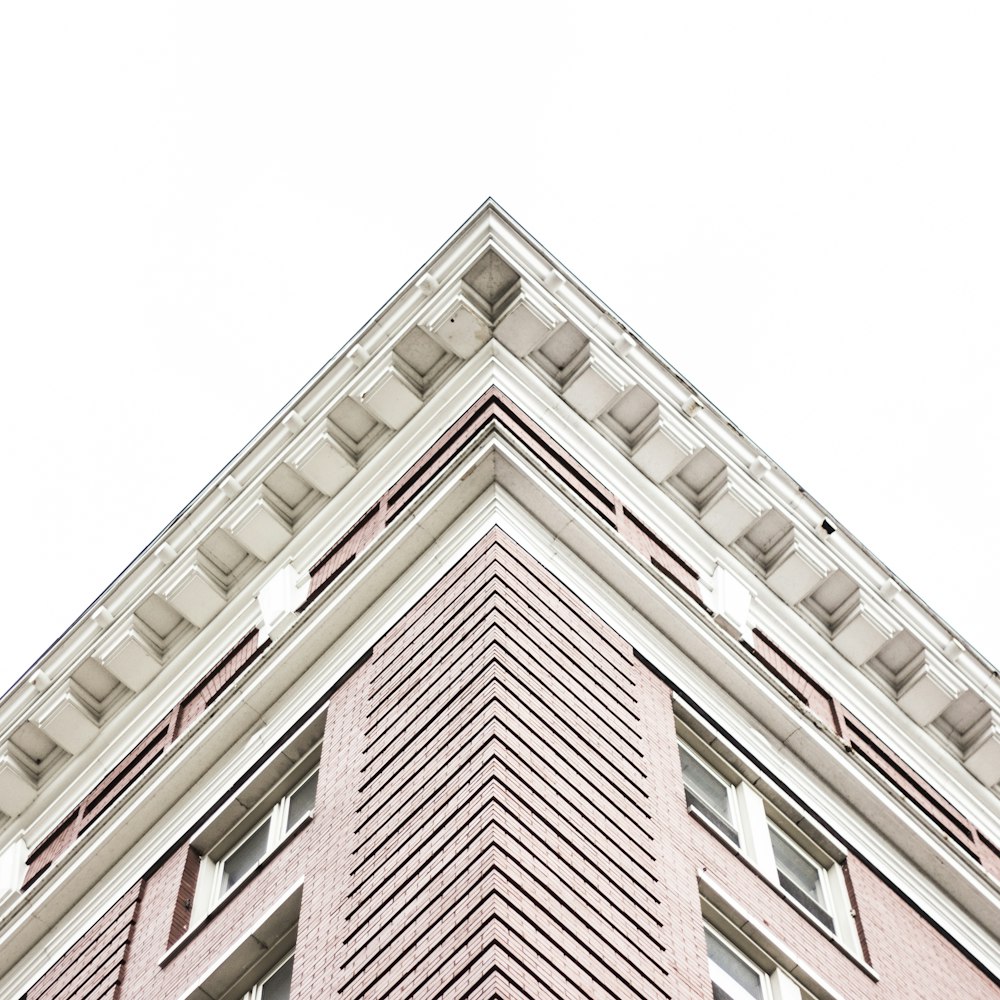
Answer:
[26,530,999,1000]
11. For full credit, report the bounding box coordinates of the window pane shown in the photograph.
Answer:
[286,771,318,832]
[221,818,270,894]
[771,829,822,901]
[712,985,739,1000]
[706,932,764,1000]
[770,827,834,931]
[260,956,293,1000]
[680,746,739,844]
[680,747,730,815]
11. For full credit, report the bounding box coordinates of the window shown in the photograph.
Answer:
[242,952,293,1000]
[706,928,765,1000]
[213,769,318,901]
[768,825,834,933]
[703,918,830,1000]
[174,883,302,999]
[678,718,859,952]
[187,712,325,926]
[680,742,740,845]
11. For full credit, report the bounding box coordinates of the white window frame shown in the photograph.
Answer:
[706,926,769,1000]
[188,715,324,925]
[705,925,813,1000]
[240,950,294,1000]
[200,767,318,911]
[679,721,859,953]
[679,741,743,847]
[766,822,837,934]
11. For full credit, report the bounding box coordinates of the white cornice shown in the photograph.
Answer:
[2,203,999,991]
[3,446,999,997]
[4,205,996,820]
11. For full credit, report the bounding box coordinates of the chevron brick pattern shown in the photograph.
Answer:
[338,529,670,1000]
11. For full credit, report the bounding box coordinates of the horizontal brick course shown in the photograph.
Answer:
[25,530,999,1000]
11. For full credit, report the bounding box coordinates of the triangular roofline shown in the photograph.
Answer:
[2,376,1000,980]
[1,200,998,941]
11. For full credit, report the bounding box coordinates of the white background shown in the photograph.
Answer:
[1,3,997,695]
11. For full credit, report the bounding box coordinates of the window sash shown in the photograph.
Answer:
[249,953,294,1000]
[679,729,853,951]
[769,826,835,933]
[220,817,271,896]
[680,744,740,845]
[213,767,318,905]
[706,930,765,1000]
[285,770,318,834]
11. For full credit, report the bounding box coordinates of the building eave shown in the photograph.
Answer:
[3,415,1000,990]
[2,201,998,887]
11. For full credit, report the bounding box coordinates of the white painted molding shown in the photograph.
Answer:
[831,591,900,667]
[286,427,355,497]
[562,354,626,421]
[700,474,768,546]
[416,272,439,295]
[611,331,637,357]
[157,551,228,629]
[682,394,704,418]
[896,652,962,726]
[538,266,562,292]
[4,201,997,817]
[631,411,701,484]
[706,564,755,641]
[965,722,1000,786]
[32,685,99,756]
[281,410,305,436]
[765,530,834,605]
[0,835,26,906]
[155,543,178,566]
[945,639,966,662]
[424,292,491,359]
[30,671,52,693]
[353,363,423,430]
[219,475,243,500]
[0,750,36,818]
[494,288,563,358]
[97,626,161,692]
[90,606,114,630]
[226,488,293,562]
[256,564,310,643]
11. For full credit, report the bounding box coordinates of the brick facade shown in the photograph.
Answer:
[5,206,997,1000]
[31,531,997,1000]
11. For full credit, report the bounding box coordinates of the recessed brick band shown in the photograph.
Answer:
[306,387,701,606]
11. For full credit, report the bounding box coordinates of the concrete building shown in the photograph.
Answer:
[1,202,999,1000]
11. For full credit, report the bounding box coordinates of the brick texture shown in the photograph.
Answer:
[27,530,1000,1000]
[25,880,142,1000]
[23,630,268,887]
[333,529,670,1000]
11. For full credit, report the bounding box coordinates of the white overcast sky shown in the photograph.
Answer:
[1,3,997,695]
